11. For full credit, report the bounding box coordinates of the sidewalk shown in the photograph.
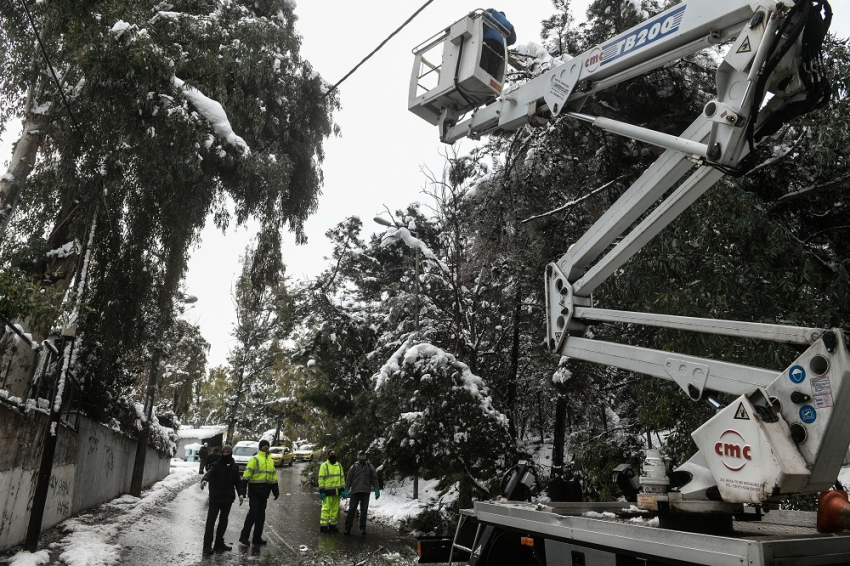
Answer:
[3,460,202,566]
[3,459,423,566]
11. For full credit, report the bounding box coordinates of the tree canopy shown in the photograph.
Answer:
[0,0,338,423]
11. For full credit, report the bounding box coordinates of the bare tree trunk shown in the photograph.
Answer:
[0,109,47,238]
[226,366,246,442]
[552,394,567,473]
[130,244,184,496]
[506,286,522,440]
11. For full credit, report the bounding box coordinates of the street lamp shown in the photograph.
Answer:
[374,215,421,499]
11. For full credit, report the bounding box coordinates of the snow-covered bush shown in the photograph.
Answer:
[374,338,511,500]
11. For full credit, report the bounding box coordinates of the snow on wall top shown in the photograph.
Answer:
[177,426,224,439]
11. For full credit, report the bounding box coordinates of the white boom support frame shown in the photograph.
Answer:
[410,0,842,510]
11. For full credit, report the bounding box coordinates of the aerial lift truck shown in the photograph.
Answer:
[408,2,849,564]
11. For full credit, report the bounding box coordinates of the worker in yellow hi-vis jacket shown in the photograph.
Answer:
[238,439,279,546]
[318,449,346,532]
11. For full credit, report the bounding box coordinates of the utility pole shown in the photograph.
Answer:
[25,216,94,550]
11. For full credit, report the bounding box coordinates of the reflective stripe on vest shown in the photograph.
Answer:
[318,461,344,490]
[243,453,277,484]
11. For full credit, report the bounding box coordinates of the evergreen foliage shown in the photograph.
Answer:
[273,2,850,506]
[0,0,337,427]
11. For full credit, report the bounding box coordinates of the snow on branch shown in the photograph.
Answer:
[374,339,507,427]
[379,227,449,272]
[172,76,251,156]
[521,172,633,224]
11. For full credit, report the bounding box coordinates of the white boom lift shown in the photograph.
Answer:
[409,2,848,565]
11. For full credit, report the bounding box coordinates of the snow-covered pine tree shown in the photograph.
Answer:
[225,246,291,441]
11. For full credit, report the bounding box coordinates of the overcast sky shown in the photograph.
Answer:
[183,0,565,367]
[2,1,846,369]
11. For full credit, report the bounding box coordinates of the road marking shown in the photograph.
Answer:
[265,525,297,555]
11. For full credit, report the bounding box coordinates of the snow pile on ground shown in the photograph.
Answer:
[5,460,198,566]
[367,477,457,529]
[6,550,50,566]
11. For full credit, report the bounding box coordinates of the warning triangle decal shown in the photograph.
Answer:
[737,37,752,54]
[734,403,750,420]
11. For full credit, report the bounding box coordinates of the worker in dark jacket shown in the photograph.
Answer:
[343,450,380,535]
[198,443,209,474]
[480,9,516,80]
[201,444,245,554]
[239,439,280,546]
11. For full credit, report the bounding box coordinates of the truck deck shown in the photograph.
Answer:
[454,501,850,565]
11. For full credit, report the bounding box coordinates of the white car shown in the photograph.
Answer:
[232,441,259,472]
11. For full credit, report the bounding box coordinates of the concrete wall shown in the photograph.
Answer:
[0,402,171,551]
[72,418,168,514]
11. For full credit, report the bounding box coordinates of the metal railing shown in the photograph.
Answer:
[0,314,81,431]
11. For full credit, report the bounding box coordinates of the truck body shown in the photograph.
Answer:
[446,501,850,565]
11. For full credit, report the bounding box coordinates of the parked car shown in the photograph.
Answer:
[293,443,322,462]
[269,446,294,467]
[232,440,259,472]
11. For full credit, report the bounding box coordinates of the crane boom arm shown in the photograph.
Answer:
[409,0,838,509]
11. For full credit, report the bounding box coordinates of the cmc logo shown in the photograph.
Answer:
[584,47,604,73]
[714,429,752,471]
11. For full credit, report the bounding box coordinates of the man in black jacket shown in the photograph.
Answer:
[198,443,209,474]
[202,444,245,554]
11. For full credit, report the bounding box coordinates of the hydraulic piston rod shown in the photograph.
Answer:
[565,112,710,158]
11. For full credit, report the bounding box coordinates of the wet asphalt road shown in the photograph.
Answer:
[117,462,418,565]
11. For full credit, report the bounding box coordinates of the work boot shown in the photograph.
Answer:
[360,529,366,536]
[238,537,250,546]
[320,525,329,533]
[343,529,351,536]
[214,543,232,552]
[253,538,268,545]
[203,547,215,555]
[329,524,339,532]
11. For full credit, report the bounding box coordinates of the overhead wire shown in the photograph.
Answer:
[17,0,113,242]
[19,0,79,130]
[22,0,437,155]
[258,0,437,154]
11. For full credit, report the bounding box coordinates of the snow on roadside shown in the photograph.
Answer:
[5,459,198,566]
[366,477,457,531]
[6,550,49,566]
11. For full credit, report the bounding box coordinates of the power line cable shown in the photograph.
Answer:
[259,0,437,154]
[19,0,80,130]
[18,0,114,232]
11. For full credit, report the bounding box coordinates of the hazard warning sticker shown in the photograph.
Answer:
[811,376,834,409]
[734,403,750,420]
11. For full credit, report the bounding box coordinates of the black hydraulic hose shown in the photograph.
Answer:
[452,34,480,110]
[746,0,810,146]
